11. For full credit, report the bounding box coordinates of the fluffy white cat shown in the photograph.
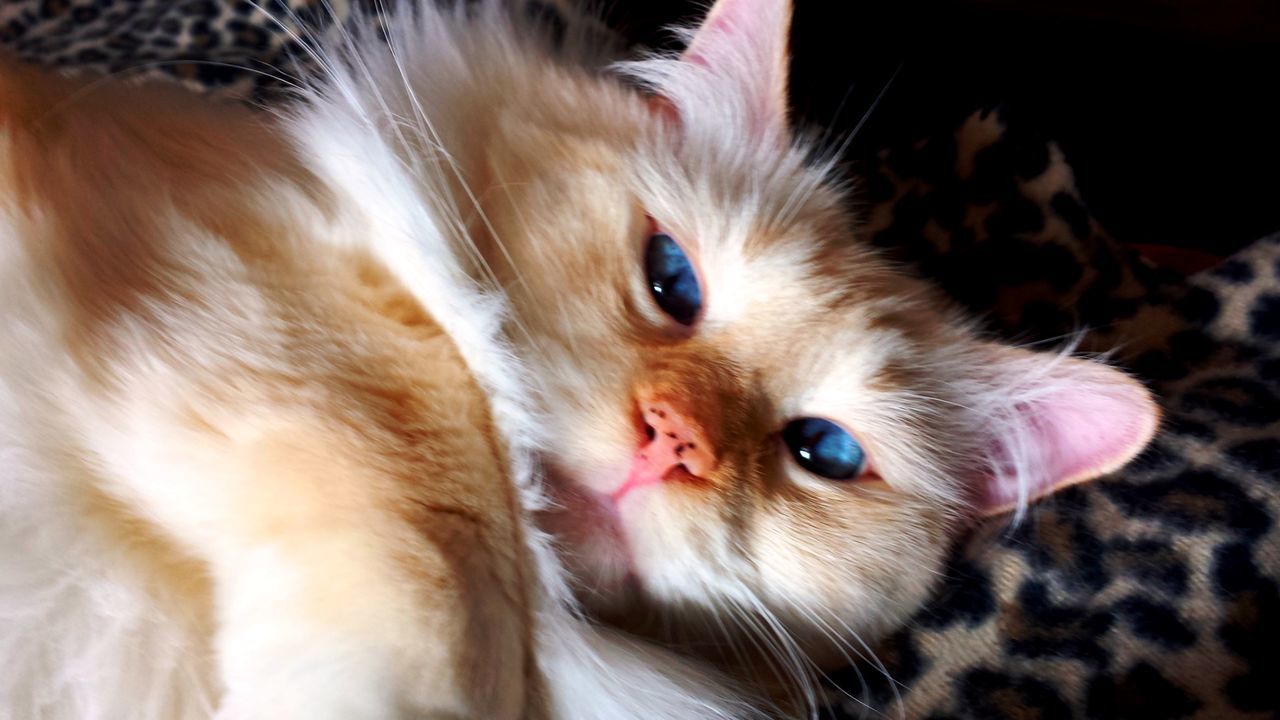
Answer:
[0,0,1157,717]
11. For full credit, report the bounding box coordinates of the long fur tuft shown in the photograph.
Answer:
[278,3,768,719]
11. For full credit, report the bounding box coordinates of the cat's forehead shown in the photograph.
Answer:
[671,212,949,400]
[622,125,964,385]
[633,154,934,336]
[721,265,945,409]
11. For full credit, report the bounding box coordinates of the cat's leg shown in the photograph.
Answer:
[206,427,537,720]
[101,398,539,720]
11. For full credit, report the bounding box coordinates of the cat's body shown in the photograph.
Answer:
[0,20,750,720]
[0,46,556,719]
[0,0,1158,718]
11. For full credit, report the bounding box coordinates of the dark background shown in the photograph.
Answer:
[603,0,1280,257]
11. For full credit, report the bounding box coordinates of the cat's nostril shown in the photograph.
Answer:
[634,393,717,479]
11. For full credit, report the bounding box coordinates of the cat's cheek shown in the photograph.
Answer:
[748,501,954,652]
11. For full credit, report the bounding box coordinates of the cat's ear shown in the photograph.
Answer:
[974,346,1160,516]
[661,0,792,139]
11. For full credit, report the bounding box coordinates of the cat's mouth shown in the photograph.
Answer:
[538,460,642,590]
[535,395,713,592]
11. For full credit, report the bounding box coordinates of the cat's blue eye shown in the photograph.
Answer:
[781,418,866,480]
[645,232,702,326]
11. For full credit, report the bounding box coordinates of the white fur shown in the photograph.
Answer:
[0,3,764,719]
[0,200,218,718]
[281,5,764,718]
[1,1,1156,717]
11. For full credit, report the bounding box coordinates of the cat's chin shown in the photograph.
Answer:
[537,462,643,598]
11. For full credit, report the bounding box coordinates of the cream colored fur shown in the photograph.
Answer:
[0,15,756,720]
[0,0,1158,718]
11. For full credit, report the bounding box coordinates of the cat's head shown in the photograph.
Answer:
[468,0,1157,676]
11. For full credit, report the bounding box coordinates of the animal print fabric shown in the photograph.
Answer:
[834,107,1280,720]
[3,2,1276,718]
[0,0,617,102]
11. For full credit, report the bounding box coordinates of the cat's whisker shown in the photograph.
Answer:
[776,602,880,718]
[774,169,829,233]
[777,64,902,230]
[886,388,976,414]
[825,63,903,173]
[809,81,862,169]
[474,175,544,307]
[320,1,545,355]
[705,595,756,690]
[722,582,822,719]
[245,0,345,97]
[714,594,810,718]
[376,1,444,186]
[464,161,553,346]
[716,596,776,695]
[377,7,545,355]
[789,598,907,720]
[319,0,432,185]
[724,525,912,718]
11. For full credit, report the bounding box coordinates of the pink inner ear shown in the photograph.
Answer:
[978,360,1160,515]
[679,0,791,138]
[685,0,787,65]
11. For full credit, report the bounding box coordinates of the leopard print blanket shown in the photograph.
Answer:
[4,2,1276,718]
[837,109,1280,720]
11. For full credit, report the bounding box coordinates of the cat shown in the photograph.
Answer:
[0,0,1159,717]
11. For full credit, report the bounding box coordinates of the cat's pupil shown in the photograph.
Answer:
[644,233,702,326]
[781,418,866,480]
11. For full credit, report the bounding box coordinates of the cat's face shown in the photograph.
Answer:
[489,126,970,645]
[471,0,1157,668]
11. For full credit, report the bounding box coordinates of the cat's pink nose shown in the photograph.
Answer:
[636,399,717,480]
